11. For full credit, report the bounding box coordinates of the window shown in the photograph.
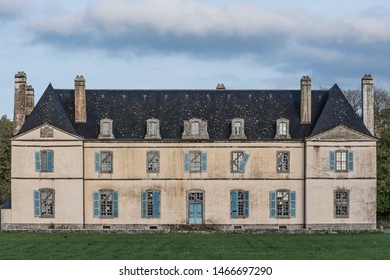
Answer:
[277,151,289,173]
[231,151,250,173]
[334,190,349,218]
[35,150,54,172]
[191,122,200,136]
[275,118,291,139]
[230,118,247,139]
[95,151,113,173]
[98,118,115,139]
[93,189,118,218]
[33,189,55,218]
[270,190,296,218]
[147,151,160,173]
[184,151,207,173]
[231,190,249,218]
[142,190,161,218]
[145,118,161,139]
[182,118,209,139]
[279,122,287,136]
[329,151,354,172]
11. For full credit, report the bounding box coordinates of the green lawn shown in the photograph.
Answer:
[0,231,389,260]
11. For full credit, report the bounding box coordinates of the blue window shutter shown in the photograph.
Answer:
[238,153,250,173]
[141,191,147,218]
[201,152,208,172]
[183,152,190,172]
[153,190,161,218]
[270,191,276,218]
[113,191,118,218]
[231,190,238,218]
[290,191,296,218]
[93,191,100,217]
[35,151,41,172]
[95,152,101,173]
[244,191,249,218]
[348,151,354,172]
[34,190,41,217]
[46,150,54,172]
[329,151,335,171]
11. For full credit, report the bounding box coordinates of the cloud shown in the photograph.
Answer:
[0,0,26,19]
[26,0,390,85]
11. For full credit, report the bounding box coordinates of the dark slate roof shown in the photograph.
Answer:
[310,84,372,137]
[17,83,372,140]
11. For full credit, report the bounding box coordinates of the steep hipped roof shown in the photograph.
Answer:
[17,84,371,140]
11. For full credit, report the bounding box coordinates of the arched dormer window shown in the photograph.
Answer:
[275,118,291,139]
[98,118,115,139]
[182,118,209,139]
[145,118,161,139]
[230,118,247,139]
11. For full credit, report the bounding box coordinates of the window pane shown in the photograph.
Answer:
[102,122,110,135]
[100,190,113,216]
[148,122,157,136]
[191,122,200,135]
[189,152,202,172]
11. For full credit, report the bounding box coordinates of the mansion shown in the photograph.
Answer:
[1,72,377,231]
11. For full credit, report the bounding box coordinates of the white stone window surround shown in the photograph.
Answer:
[230,118,247,139]
[98,118,115,139]
[275,118,291,139]
[145,118,162,139]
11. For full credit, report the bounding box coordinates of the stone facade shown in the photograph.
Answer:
[1,73,377,232]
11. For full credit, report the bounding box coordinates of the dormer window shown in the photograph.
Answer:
[191,121,200,136]
[275,118,291,139]
[145,118,161,139]
[182,118,209,139]
[230,118,246,139]
[98,118,115,139]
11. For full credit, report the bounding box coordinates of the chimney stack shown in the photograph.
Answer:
[300,75,311,124]
[25,85,35,116]
[361,74,374,135]
[74,75,86,123]
[13,71,27,135]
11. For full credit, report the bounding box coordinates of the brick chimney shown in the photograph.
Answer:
[300,75,311,124]
[25,85,35,116]
[361,74,374,135]
[74,75,86,123]
[13,71,27,135]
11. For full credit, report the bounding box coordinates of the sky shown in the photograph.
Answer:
[1,0,390,118]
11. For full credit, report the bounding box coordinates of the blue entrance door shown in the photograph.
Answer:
[189,203,203,224]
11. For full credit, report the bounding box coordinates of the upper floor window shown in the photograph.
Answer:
[329,150,354,172]
[33,189,55,218]
[93,189,118,218]
[275,118,291,139]
[230,118,247,139]
[98,118,115,139]
[95,151,113,173]
[182,118,209,139]
[231,151,250,173]
[145,118,161,139]
[146,151,160,173]
[231,190,249,218]
[35,150,54,172]
[277,151,289,173]
[334,189,349,218]
[142,190,161,218]
[270,190,296,218]
[184,151,207,173]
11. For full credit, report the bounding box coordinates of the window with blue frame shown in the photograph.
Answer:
[142,190,161,218]
[35,150,54,172]
[231,151,250,173]
[33,189,55,218]
[183,151,207,173]
[329,150,354,172]
[269,190,296,218]
[231,190,249,218]
[95,151,113,173]
[93,189,118,218]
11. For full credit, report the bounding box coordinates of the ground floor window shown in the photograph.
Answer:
[334,190,349,218]
[142,190,161,218]
[270,190,296,218]
[231,190,249,218]
[93,189,118,218]
[34,189,55,218]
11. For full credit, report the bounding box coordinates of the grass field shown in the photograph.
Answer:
[0,231,389,260]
